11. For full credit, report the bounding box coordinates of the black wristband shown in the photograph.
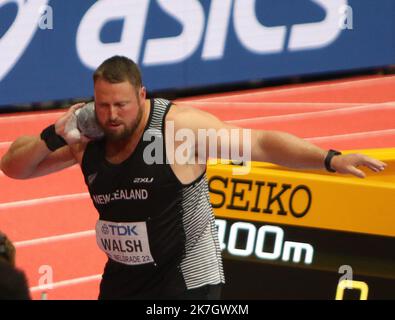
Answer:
[40,124,67,151]
[324,149,342,172]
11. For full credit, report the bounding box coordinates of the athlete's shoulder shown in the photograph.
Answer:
[167,102,220,128]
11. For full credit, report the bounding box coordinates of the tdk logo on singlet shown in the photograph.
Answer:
[101,224,110,235]
[76,0,348,69]
[102,224,139,236]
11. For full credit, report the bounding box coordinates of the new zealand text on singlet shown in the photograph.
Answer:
[92,188,148,205]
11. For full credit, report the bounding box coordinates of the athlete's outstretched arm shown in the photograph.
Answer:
[172,105,387,178]
[248,130,386,177]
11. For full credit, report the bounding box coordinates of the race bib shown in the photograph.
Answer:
[96,220,154,266]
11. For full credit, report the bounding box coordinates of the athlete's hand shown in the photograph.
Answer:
[54,103,90,145]
[330,153,387,178]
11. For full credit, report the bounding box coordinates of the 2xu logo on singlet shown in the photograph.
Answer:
[96,220,154,266]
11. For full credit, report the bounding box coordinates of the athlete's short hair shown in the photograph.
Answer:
[93,56,143,89]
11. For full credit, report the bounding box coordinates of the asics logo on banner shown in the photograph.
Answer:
[0,0,49,81]
[76,0,348,69]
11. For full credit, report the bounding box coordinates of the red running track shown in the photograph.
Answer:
[0,75,394,299]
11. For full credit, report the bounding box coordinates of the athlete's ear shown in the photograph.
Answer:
[139,86,146,102]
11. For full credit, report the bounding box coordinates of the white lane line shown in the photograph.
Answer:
[0,141,11,148]
[0,162,80,178]
[29,274,102,293]
[306,129,395,141]
[0,112,64,123]
[190,76,395,102]
[177,101,370,106]
[228,102,395,124]
[14,230,95,248]
[0,193,90,210]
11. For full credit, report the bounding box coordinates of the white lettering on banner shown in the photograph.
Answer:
[0,0,49,82]
[92,189,148,205]
[234,0,348,54]
[228,222,256,257]
[233,0,287,54]
[143,0,205,66]
[96,220,154,266]
[0,0,350,85]
[202,0,233,60]
[288,0,347,51]
[215,219,314,264]
[76,0,150,69]
[76,0,348,67]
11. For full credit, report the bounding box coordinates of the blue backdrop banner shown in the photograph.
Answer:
[0,0,394,107]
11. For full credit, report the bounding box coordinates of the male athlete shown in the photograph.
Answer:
[1,56,386,299]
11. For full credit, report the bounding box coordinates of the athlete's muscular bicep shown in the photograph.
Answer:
[1,135,78,179]
[29,145,78,178]
[170,105,267,163]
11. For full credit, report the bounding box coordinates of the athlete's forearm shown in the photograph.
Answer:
[255,130,327,169]
[1,135,52,179]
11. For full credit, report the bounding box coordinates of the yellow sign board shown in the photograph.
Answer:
[207,148,395,238]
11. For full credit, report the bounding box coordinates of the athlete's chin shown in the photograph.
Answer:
[104,127,133,141]
[105,131,125,141]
